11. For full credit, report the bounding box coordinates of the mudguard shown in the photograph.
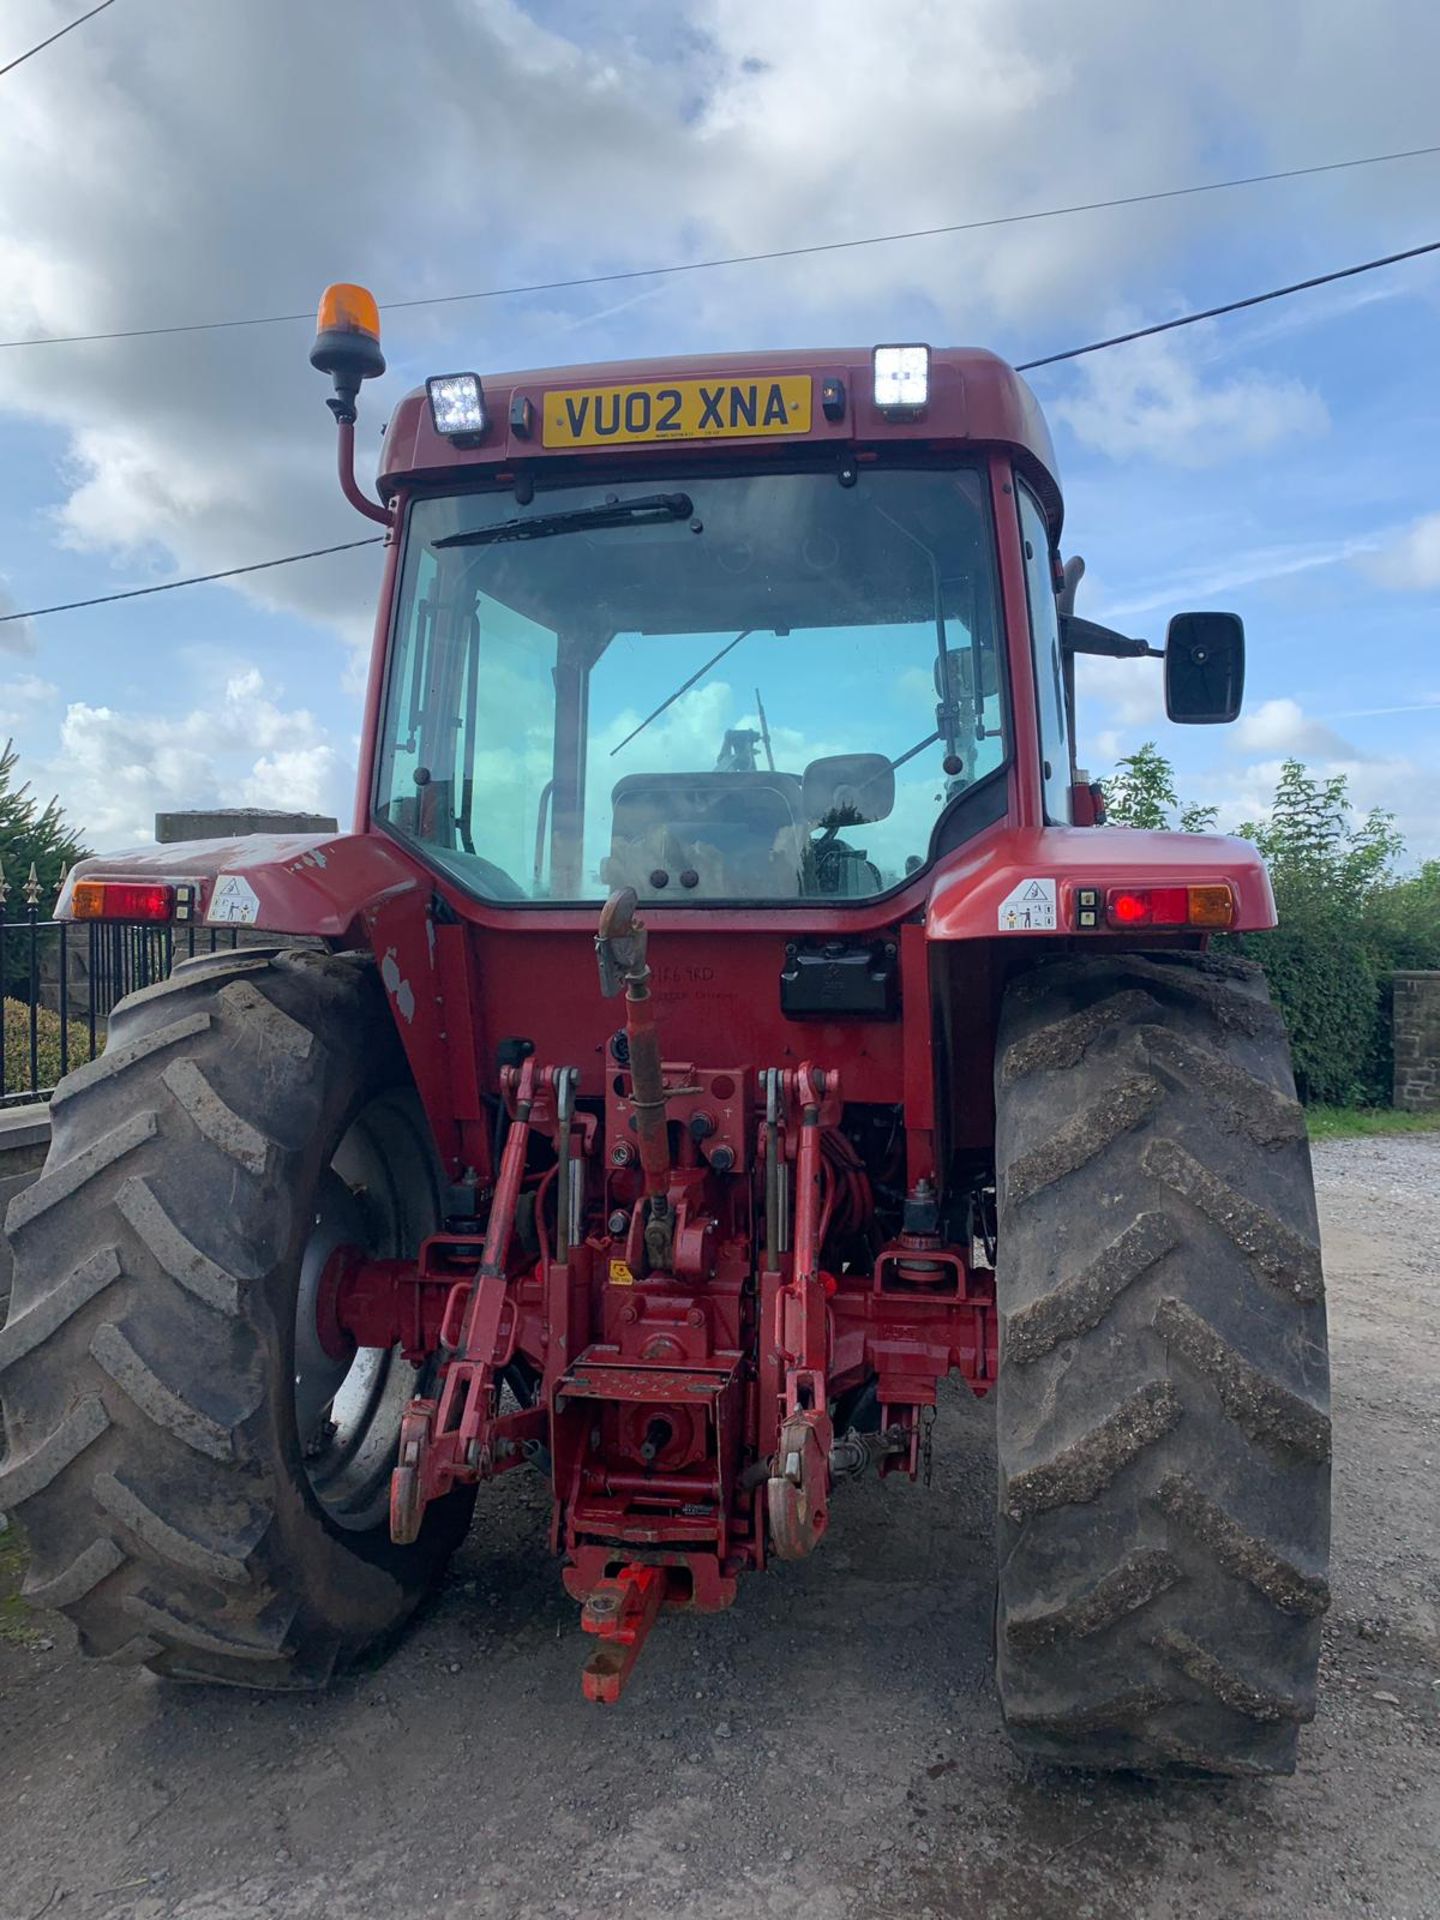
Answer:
[924,824,1276,940]
[58,831,422,943]
[58,831,484,1181]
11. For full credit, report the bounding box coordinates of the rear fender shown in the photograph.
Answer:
[925,824,1276,940]
[58,831,421,941]
[59,832,484,1184]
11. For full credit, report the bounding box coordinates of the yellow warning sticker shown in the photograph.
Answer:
[608,1258,636,1287]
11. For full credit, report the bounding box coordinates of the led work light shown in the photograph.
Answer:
[873,344,930,414]
[427,373,488,438]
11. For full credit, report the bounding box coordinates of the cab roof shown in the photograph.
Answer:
[378,345,1061,525]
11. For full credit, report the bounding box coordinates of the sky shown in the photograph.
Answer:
[0,0,1437,867]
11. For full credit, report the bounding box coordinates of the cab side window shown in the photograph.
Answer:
[1018,486,1070,824]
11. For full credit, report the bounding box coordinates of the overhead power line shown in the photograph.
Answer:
[1015,238,1440,370]
[1,234,1435,628]
[0,538,383,626]
[2,140,1439,350]
[0,0,116,80]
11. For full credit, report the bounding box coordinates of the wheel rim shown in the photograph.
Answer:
[294,1089,439,1533]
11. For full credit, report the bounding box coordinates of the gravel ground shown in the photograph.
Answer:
[1,1132,1437,1920]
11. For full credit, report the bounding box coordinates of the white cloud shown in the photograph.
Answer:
[1231,697,1353,759]
[1074,652,1166,729]
[0,584,35,655]
[1332,756,1440,862]
[2,0,1437,910]
[239,748,336,814]
[2,0,1437,658]
[1324,697,1440,722]
[1088,680,1440,863]
[0,673,60,735]
[45,670,345,850]
[1178,742,1440,866]
[1092,534,1383,623]
[1052,331,1328,468]
[1362,512,1440,592]
[1093,728,1124,764]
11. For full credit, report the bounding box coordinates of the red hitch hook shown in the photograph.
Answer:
[579,1564,668,1704]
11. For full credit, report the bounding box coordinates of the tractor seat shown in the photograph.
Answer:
[604,771,807,899]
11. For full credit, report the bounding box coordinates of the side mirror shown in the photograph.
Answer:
[1165,611,1244,724]
[803,753,895,825]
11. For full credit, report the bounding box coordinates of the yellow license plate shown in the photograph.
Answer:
[542,375,812,448]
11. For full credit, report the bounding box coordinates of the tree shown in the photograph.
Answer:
[1100,746,1430,1106]
[0,738,88,914]
[1104,743,1178,828]
[1367,860,1440,972]
[1237,758,1401,897]
[1230,760,1403,1105]
[1103,742,1215,832]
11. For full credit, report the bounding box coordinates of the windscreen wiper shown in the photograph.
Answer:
[434,491,694,549]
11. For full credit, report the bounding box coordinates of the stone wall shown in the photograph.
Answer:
[1393,971,1440,1113]
[155,808,338,843]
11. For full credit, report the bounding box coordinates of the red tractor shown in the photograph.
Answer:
[0,288,1329,1774]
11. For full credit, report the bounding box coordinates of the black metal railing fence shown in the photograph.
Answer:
[0,866,240,1105]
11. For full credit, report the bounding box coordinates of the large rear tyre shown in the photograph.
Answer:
[993,952,1330,1775]
[0,948,474,1688]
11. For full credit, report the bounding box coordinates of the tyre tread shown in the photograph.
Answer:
[93,1470,258,1586]
[161,1057,273,1174]
[0,948,470,1690]
[23,1536,126,1609]
[7,1111,157,1235]
[113,1176,241,1315]
[89,1319,242,1460]
[1004,1379,1181,1518]
[1143,1137,1324,1300]
[0,1395,109,1504]
[0,1247,121,1366]
[994,954,1329,1777]
[1154,1295,1330,1461]
[1003,1211,1177,1364]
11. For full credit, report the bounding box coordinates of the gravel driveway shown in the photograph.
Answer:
[2,1132,1437,1920]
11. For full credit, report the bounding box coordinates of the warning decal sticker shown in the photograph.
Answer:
[207,874,261,926]
[997,877,1057,932]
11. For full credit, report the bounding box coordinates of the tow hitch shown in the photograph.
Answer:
[580,1564,670,1704]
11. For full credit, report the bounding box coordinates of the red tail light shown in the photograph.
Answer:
[71,880,178,923]
[1102,884,1234,930]
[1108,886,1188,928]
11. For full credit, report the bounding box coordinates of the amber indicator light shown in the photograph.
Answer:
[1186,885,1236,928]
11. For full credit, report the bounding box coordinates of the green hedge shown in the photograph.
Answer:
[2,997,101,1098]
[1106,751,1440,1108]
[1229,864,1440,1106]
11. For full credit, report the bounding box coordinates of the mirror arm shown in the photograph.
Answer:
[1060,614,1162,660]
